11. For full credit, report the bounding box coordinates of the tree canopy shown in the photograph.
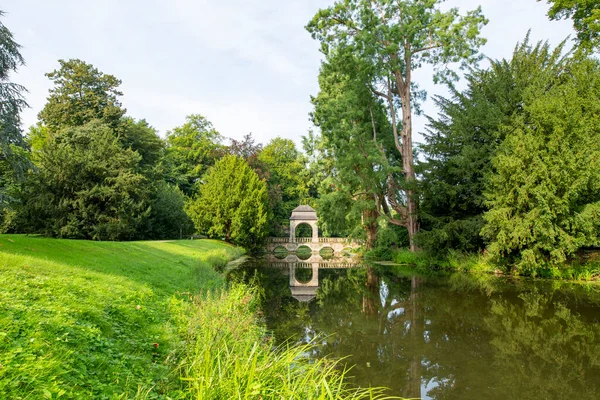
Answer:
[186,155,269,249]
[541,0,600,49]
[307,0,488,249]
[38,59,125,130]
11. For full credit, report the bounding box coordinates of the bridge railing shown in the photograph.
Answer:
[266,237,363,245]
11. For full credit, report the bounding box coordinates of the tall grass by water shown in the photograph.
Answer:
[0,235,394,399]
[176,285,396,399]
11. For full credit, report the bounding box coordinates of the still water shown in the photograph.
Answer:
[229,255,600,399]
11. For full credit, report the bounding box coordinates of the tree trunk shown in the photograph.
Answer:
[400,84,419,251]
[363,208,378,250]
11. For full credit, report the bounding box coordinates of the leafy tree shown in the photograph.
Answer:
[18,120,150,240]
[119,117,164,173]
[144,181,193,240]
[541,0,600,49]
[0,10,29,217]
[226,132,269,180]
[482,55,600,271]
[419,37,569,255]
[163,114,224,196]
[186,155,269,249]
[258,138,307,233]
[307,0,487,250]
[310,48,396,247]
[38,59,125,130]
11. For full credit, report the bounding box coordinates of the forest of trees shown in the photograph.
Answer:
[1,1,599,273]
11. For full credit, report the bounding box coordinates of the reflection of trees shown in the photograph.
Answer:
[231,264,600,399]
[483,291,600,399]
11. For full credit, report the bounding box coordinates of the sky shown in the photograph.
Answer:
[4,0,575,147]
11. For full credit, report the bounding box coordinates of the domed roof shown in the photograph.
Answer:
[290,204,318,220]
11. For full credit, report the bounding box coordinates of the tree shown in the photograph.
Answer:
[186,155,269,249]
[18,120,150,240]
[541,0,600,49]
[120,117,164,173]
[307,0,487,250]
[419,36,569,255]
[0,10,29,215]
[163,114,224,196]
[481,54,600,272]
[38,59,125,130]
[310,48,398,248]
[226,132,269,180]
[143,181,193,240]
[258,138,307,234]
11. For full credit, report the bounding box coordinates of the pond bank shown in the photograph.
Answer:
[0,235,387,399]
[387,248,600,281]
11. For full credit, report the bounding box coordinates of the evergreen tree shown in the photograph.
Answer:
[482,55,600,271]
[419,37,569,255]
[38,59,125,130]
[186,155,269,249]
[0,10,29,222]
[18,121,150,240]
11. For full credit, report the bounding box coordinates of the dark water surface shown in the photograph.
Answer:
[229,256,600,399]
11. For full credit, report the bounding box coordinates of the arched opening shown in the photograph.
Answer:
[296,245,312,260]
[319,246,334,260]
[273,246,289,259]
[295,222,313,238]
[294,267,314,284]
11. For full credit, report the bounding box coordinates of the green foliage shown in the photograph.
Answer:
[176,284,393,399]
[18,121,151,240]
[482,55,600,271]
[419,36,570,255]
[0,11,29,213]
[0,235,241,398]
[541,0,600,49]
[38,59,126,130]
[163,114,224,196]
[307,0,488,249]
[187,155,269,249]
[119,117,165,173]
[144,182,194,240]
[258,138,307,232]
[310,48,393,244]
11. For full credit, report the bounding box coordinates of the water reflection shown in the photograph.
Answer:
[229,257,600,399]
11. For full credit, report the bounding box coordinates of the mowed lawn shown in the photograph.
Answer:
[0,235,242,399]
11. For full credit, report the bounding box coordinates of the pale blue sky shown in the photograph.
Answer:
[5,0,574,147]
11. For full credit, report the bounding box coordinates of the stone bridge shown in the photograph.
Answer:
[265,237,362,253]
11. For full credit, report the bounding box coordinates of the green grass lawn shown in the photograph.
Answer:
[0,235,242,399]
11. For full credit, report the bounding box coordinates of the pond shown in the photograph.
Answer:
[229,255,600,399]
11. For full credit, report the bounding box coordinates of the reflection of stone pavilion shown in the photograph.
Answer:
[289,263,319,302]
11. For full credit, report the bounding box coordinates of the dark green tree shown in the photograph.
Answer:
[38,59,125,130]
[143,181,193,240]
[186,155,269,249]
[482,55,600,271]
[0,10,29,223]
[119,117,165,178]
[18,120,150,240]
[419,37,570,255]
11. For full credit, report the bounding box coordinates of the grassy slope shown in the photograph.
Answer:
[0,235,242,399]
